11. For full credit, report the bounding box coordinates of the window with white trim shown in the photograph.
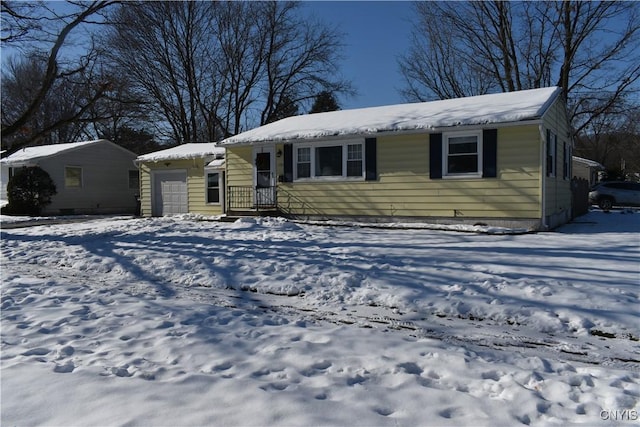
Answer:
[206,172,220,204]
[315,145,342,176]
[347,144,363,177]
[65,166,82,188]
[294,141,364,180]
[296,147,311,178]
[443,132,482,177]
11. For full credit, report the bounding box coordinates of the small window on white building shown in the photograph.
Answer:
[129,170,139,190]
[65,166,82,188]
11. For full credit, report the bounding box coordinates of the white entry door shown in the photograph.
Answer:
[254,147,276,206]
[153,170,188,216]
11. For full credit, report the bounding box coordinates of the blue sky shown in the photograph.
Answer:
[1,1,413,111]
[300,1,414,110]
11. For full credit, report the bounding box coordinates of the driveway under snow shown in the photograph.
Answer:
[1,210,638,426]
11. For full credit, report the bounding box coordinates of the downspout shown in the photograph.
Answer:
[131,158,142,217]
[539,124,548,230]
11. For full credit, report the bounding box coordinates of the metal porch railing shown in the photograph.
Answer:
[227,185,277,211]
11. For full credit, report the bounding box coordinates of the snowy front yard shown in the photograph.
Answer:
[1,211,638,426]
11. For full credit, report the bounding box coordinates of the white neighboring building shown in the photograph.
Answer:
[1,140,139,215]
[572,156,605,187]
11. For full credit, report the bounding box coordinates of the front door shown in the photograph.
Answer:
[254,147,275,207]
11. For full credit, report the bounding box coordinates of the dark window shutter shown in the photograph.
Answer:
[546,129,552,176]
[365,137,377,181]
[283,144,293,182]
[562,143,568,179]
[429,133,442,179]
[482,129,498,178]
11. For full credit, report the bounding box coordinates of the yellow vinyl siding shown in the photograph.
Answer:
[542,97,572,219]
[139,163,152,216]
[278,182,540,218]
[188,161,223,216]
[224,126,545,220]
[139,158,223,217]
[226,146,253,187]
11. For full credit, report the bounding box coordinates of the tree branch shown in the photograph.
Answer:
[2,1,116,142]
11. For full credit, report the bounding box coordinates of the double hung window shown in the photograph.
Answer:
[443,132,482,177]
[294,141,364,180]
[347,144,363,177]
[65,166,82,188]
[297,147,311,178]
[206,172,220,204]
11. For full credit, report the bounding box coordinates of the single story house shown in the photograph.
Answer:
[221,87,574,230]
[572,156,605,187]
[1,139,138,215]
[135,143,225,217]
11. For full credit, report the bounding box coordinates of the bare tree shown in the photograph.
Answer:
[1,1,118,151]
[103,1,350,143]
[399,1,640,135]
[555,1,640,134]
[1,51,107,147]
[399,3,498,100]
[1,1,42,44]
[83,64,153,149]
[207,2,264,136]
[105,1,240,143]
[258,1,350,126]
[575,101,640,177]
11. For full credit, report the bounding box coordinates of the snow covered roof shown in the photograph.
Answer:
[0,140,108,165]
[222,87,562,145]
[573,156,605,169]
[136,143,225,162]
[206,159,225,169]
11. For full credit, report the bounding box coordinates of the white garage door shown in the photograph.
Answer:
[153,171,188,216]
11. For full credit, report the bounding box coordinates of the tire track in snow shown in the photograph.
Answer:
[3,259,639,373]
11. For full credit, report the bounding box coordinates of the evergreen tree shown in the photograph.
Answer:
[4,166,57,215]
[265,96,299,123]
[310,91,340,113]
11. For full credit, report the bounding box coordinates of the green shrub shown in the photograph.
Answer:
[4,166,57,216]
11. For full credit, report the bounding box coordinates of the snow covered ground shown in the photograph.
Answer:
[1,210,639,426]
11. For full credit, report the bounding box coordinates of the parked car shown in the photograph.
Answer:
[588,181,640,210]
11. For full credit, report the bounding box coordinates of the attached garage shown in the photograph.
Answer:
[135,143,226,218]
[152,170,188,216]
